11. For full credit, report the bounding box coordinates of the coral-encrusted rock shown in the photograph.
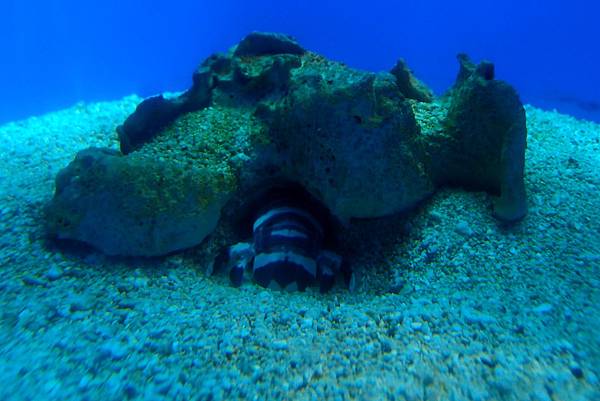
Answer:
[45,32,529,257]
[45,147,235,256]
[252,56,434,221]
[390,59,434,102]
[117,66,214,154]
[233,31,305,57]
[116,33,304,156]
[117,95,185,154]
[436,54,527,221]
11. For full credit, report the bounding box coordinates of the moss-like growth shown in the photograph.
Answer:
[45,33,529,257]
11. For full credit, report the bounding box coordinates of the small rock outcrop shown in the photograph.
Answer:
[45,147,234,256]
[233,31,305,57]
[45,32,528,256]
[439,54,527,221]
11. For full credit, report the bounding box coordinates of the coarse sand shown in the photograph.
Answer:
[0,97,598,401]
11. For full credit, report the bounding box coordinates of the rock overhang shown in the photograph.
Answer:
[44,31,528,257]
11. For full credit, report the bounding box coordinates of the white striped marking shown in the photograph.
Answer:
[269,228,308,239]
[253,251,317,277]
[253,207,322,235]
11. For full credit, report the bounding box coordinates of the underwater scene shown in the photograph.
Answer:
[1,1,599,401]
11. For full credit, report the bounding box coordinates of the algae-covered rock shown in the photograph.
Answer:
[45,32,529,257]
[436,55,527,221]
[390,59,435,102]
[45,147,235,256]
[233,31,305,57]
[117,61,214,154]
[117,95,185,154]
[252,55,434,221]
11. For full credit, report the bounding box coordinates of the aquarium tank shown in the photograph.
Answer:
[0,1,598,400]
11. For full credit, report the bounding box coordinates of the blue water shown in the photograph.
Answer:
[2,0,599,124]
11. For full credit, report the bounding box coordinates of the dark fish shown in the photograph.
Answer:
[214,201,352,292]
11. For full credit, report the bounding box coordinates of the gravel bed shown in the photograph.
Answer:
[0,98,598,401]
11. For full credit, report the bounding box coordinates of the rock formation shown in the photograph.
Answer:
[45,32,528,257]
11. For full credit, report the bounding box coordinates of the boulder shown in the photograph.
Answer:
[233,31,305,57]
[117,67,214,154]
[45,33,529,257]
[252,65,434,221]
[390,59,434,102]
[45,147,235,256]
[117,95,185,154]
[435,54,527,221]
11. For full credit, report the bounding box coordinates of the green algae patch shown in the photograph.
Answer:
[139,106,268,177]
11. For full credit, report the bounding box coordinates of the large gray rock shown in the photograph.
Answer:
[252,65,434,221]
[45,33,528,256]
[45,147,234,256]
[233,31,305,57]
[390,58,434,102]
[437,54,527,222]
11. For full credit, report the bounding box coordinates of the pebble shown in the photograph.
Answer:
[569,364,583,379]
[157,381,172,395]
[549,193,563,207]
[70,295,93,312]
[429,211,443,224]
[22,275,47,287]
[380,338,393,353]
[532,303,553,314]
[116,298,137,310]
[492,367,516,395]
[99,341,128,361]
[480,355,497,368]
[301,318,314,329]
[455,220,474,237]
[272,340,289,351]
[531,384,553,401]
[513,324,525,335]
[78,374,93,391]
[410,322,423,332]
[133,277,149,289]
[462,307,497,325]
[70,311,90,321]
[1,101,599,401]
[45,265,63,281]
[149,328,167,339]
[123,383,138,398]
[17,308,37,329]
[154,373,171,384]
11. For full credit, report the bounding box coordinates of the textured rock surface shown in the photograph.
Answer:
[4,99,599,400]
[233,31,305,57]
[45,32,528,256]
[439,54,527,221]
[250,54,435,221]
[44,147,234,256]
[390,58,435,102]
[117,95,186,154]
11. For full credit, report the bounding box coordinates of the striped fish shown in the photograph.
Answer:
[214,201,352,292]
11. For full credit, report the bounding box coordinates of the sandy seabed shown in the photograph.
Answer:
[0,97,598,401]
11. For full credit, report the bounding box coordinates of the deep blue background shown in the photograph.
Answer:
[2,0,599,124]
